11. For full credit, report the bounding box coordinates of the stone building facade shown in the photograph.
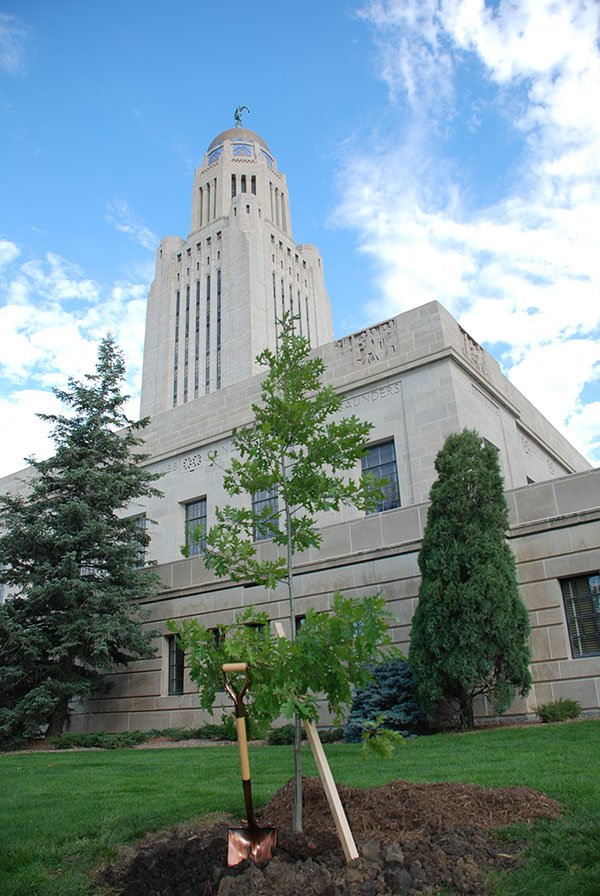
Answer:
[1,123,598,730]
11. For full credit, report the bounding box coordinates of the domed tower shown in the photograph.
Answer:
[140,121,333,418]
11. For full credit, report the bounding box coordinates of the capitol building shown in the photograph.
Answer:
[3,121,599,731]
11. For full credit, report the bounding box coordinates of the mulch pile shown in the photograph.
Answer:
[97,776,561,896]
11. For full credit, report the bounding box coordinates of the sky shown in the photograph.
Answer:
[0,0,598,476]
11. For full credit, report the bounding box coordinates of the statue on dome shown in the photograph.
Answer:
[234,105,250,127]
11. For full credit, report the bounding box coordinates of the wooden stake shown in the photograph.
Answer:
[273,621,359,862]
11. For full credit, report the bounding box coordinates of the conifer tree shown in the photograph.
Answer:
[0,336,161,745]
[409,429,532,729]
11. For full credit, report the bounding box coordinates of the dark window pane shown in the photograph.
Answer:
[362,440,401,513]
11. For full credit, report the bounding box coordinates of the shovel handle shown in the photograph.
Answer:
[222,662,248,672]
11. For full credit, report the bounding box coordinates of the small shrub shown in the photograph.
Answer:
[47,731,148,749]
[536,699,582,723]
[196,722,233,741]
[344,659,427,742]
[267,723,307,746]
[318,726,344,744]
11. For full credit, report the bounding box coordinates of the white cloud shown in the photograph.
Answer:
[0,240,20,267]
[105,200,159,251]
[0,244,152,476]
[0,389,61,477]
[342,0,600,463]
[0,12,29,75]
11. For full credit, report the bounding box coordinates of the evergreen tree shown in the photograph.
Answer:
[409,429,532,729]
[0,336,162,745]
[181,313,388,830]
[344,658,426,742]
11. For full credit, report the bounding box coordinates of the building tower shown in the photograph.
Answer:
[140,123,334,418]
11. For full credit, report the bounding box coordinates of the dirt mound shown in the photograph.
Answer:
[98,777,561,896]
[259,776,561,844]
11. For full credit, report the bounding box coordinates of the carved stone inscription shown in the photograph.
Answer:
[342,380,402,411]
[335,319,397,366]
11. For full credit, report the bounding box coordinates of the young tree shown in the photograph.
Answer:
[0,336,162,745]
[181,313,389,830]
[409,429,532,729]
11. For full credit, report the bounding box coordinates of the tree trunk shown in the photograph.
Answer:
[46,696,69,737]
[281,450,303,833]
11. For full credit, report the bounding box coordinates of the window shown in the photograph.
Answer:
[185,498,207,555]
[252,487,279,541]
[166,635,184,695]
[131,514,147,568]
[362,440,401,513]
[561,574,600,658]
[241,174,247,193]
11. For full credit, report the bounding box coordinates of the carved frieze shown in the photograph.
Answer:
[471,385,499,415]
[335,319,397,366]
[182,452,203,473]
[519,432,562,477]
[459,327,487,377]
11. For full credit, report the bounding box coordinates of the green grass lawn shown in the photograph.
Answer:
[1,721,598,896]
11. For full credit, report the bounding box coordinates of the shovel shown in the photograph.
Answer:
[222,662,277,866]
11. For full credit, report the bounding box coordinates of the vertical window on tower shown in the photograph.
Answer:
[216,269,222,390]
[289,285,294,325]
[251,175,256,195]
[205,274,211,393]
[199,188,203,227]
[298,291,302,336]
[166,635,185,696]
[305,297,311,346]
[206,183,211,222]
[281,192,287,231]
[241,174,247,193]
[173,290,180,407]
[194,281,200,399]
[183,285,190,403]
[281,279,285,317]
[213,177,217,218]
[231,174,236,197]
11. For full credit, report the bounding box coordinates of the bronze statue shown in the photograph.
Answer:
[234,105,250,127]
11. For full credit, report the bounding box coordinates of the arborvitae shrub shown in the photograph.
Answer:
[536,698,582,723]
[344,659,426,742]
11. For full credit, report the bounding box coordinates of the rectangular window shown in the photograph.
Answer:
[166,635,184,695]
[252,487,279,541]
[185,498,207,556]
[205,274,211,393]
[561,574,600,658]
[362,440,401,513]
[131,514,147,568]
[216,269,222,390]
[173,290,180,407]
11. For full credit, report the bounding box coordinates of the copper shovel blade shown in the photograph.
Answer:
[227,825,277,866]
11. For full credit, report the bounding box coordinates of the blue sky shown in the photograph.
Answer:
[1,0,599,475]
